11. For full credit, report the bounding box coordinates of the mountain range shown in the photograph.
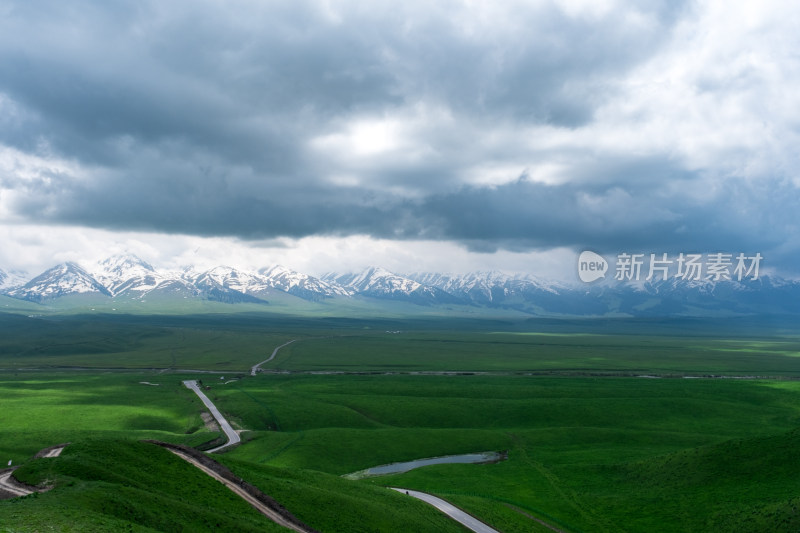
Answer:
[1,254,799,317]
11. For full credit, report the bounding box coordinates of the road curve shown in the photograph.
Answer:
[251,339,297,376]
[183,380,241,453]
[391,488,501,533]
[0,469,32,498]
[0,444,69,499]
[36,444,68,459]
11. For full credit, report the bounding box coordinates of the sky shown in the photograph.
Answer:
[0,0,798,281]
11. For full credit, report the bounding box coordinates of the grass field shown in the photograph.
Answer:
[0,372,485,531]
[1,312,799,531]
[266,331,800,375]
[0,372,224,463]
[209,374,800,531]
[0,313,299,371]
[3,312,798,376]
[3,439,290,532]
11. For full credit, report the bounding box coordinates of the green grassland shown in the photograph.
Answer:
[1,312,799,531]
[0,373,477,532]
[3,438,471,533]
[3,312,798,375]
[0,372,222,462]
[268,330,800,376]
[217,458,470,532]
[3,439,290,532]
[210,374,800,531]
[0,313,299,371]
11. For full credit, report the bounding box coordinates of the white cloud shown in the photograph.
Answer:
[0,224,578,281]
[589,0,800,184]
[0,1,798,277]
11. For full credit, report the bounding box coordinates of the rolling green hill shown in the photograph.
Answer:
[2,313,800,531]
[3,438,469,532]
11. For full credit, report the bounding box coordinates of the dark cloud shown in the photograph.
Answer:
[414,177,796,255]
[12,159,794,269]
[0,0,682,156]
[2,0,798,274]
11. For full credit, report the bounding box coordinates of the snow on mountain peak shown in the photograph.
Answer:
[3,256,798,316]
[195,265,268,294]
[9,262,110,302]
[98,254,154,271]
[346,267,421,292]
[259,265,352,298]
[0,268,29,291]
[90,254,181,297]
[95,254,153,278]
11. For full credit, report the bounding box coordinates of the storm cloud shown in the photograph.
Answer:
[1,0,799,274]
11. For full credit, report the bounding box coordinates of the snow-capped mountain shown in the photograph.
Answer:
[1,255,799,316]
[626,275,800,316]
[0,256,353,306]
[260,265,351,301]
[94,255,158,290]
[93,255,197,298]
[325,267,461,305]
[409,271,567,304]
[0,269,28,291]
[183,266,269,304]
[187,266,269,294]
[405,270,606,314]
[9,262,111,303]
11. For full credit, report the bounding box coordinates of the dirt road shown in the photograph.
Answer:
[37,444,68,459]
[0,469,32,498]
[148,441,318,533]
[0,444,67,499]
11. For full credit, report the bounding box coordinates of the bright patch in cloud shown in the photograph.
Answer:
[0,0,798,277]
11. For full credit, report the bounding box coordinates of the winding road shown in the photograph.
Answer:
[181,341,510,532]
[0,469,32,498]
[250,339,296,376]
[391,488,501,533]
[0,445,67,499]
[183,380,241,453]
[184,340,297,451]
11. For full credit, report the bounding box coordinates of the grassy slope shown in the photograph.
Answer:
[1,438,474,533]
[217,458,470,533]
[594,427,800,532]
[367,427,800,532]
[2,313,800,531]
[213,374,800,532]
[0,373,223,462]
[2,439,287,532]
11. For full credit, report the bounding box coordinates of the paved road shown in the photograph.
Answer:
[391,488,501,533]
[251,340,296,376]
[183,380,241,453]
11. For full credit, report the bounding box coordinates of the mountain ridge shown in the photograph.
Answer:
[1,254,798,317]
